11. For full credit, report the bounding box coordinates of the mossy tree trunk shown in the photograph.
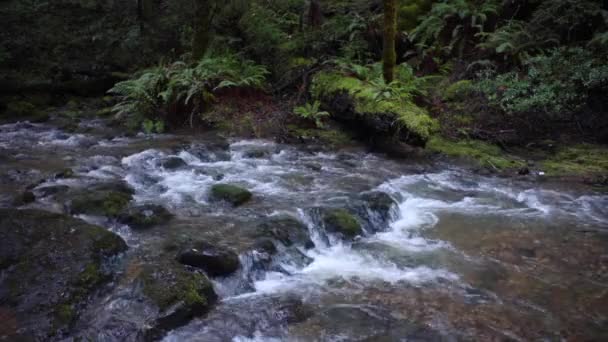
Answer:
[382,0,397,83]
[192,1,219,60]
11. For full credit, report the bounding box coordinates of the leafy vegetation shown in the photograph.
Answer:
[109,55,269,131]
[293,101,330,128]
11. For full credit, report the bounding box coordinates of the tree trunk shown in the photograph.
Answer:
[382,0,397,83]
[192,1,216,60]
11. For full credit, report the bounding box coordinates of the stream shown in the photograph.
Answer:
[1,119,607,341]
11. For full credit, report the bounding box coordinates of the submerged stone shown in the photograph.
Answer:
[0,209,127,340]
[209,184,252,206]
[359,191,398,221]
[177,241,240,277]
[118,204,173,230]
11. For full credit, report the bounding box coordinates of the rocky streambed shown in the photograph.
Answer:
[1,117,607,341]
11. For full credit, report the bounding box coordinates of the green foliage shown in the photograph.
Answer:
[293,101,330,128]
[109,55,269,130]
[411,0,499,56]
[476,47,608,118]
[444,80,473,101]
[530,0,604,43]
[476,20,559,64]
[312,67,438,141]
[142,119,165,134]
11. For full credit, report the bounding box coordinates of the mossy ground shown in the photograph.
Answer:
[540,144,608,177]
[427,136,526,170]
[311,71,438,141]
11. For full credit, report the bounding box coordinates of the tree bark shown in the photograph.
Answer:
[382,0,397,83]
[192,1,217,60]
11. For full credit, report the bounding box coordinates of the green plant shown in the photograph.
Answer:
[108,67,168,119]
[142,119,165,134]
[411,0,499,56]
[293,100,330,128]
[476,47,608,118]
[476,20,559,64]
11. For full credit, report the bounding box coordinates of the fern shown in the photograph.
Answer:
[411,0,499,56]
[294,100,330,128]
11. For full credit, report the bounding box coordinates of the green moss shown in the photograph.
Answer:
[287,125,354,147]
[71,191,132,217]
[54,304,76,326]
[427,136,525,170]
[541,144,608,176]
[210,184,252,206]
[444,80,473,101]
[322,208,362,239]
[78,263,102,288]
[2,101,49,123]
[141,265,211,310]
[311,71,438,141]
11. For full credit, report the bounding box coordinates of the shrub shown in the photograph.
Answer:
[476,47,608,118]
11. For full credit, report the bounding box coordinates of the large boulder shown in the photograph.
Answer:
[118,204,173,230]
[255,215,314,248]
[137,260,217,340]
[0,209,127,340]
[209,184,252,206]
[177,241,240,277]
[68,182,134,217]
[321,208,362,239]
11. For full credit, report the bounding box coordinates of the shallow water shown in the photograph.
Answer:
[1,119,607,341]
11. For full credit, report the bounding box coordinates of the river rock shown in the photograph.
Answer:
[118,204,173,230]
[161,157,187,170]
[209,184,252,206]
[321,208,362,239]
[36,184,70,197]
[256,215,314,248]
[137,260,217,340]
[12,190,35,206]
[0,209,127,340]
[177,241,240,276]
[359,191,398,221]
[68,182,134,217]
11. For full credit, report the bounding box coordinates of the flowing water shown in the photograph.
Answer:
[1,119,607,341]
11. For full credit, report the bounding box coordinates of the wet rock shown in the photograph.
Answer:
[0,209,127,340]
[209,184,252,206]
[118,204,173,230]
[36,184,70,197]
[177,241,240,276]
[243,148,270,159]
[322,208,362,239]
[304,163,323,171]
[256,215,314,248]
[518,167,530,175]
[12,191,35,206]
[69,187,133,217]
[54,168,75,179]
[252,238,278,255]
[161,157,187,170]
[138,260,217,340]
[359,191,398,222]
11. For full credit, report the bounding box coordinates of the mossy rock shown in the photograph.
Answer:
[444,80,473,101]
[322,208,362,239]
[427,136,525,171]
[1,101,50,123]
[138,260,217,339]
[210,184,252,206]
[311,71,438,146]
[0,209,127,340]
[255,215,314,248]
[118,204,173,230]
[70,190,132,217]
